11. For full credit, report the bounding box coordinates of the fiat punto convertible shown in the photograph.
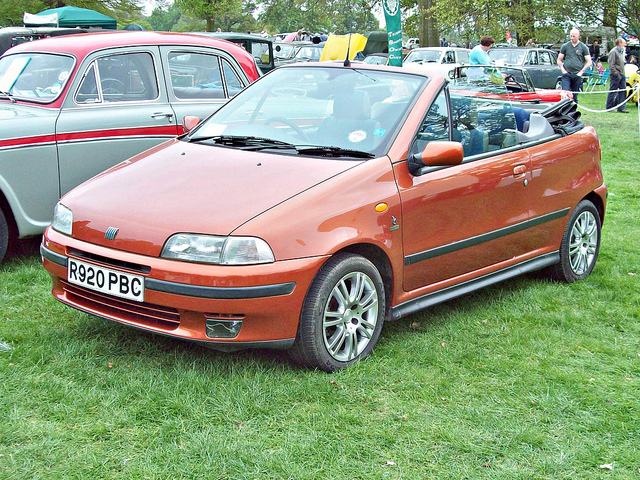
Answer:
[42,64,606,371]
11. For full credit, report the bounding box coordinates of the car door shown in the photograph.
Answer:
[524,50,544,88]
[56,46,178,196]
[395,87,534,292]
[160,46,253,127]
[538,50,560,88]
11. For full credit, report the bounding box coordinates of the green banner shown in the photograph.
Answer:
[383,0,403,66]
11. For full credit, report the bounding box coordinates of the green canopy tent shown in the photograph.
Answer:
[24,6,117,30]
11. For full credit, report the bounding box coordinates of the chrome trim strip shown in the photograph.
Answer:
[404,208,570,266]
[391,252,560,320]
[41,245,68,267]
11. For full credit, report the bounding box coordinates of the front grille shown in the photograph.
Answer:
[61,280,180,330]
[68,248,151,274]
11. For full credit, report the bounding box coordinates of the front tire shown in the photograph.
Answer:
[555,78,563,89]
[549,200,601,283]
[288,253,385,372]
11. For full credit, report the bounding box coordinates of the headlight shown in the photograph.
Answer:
[161,234,274,265]
[51,203,73,236]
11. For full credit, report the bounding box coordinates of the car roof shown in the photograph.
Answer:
[409,46,470,52]
[6,31,251,57]
[4,30,260,79]
[278,61,439,78]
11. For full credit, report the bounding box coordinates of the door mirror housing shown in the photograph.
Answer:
[408,141,464,174]
[182,115,201,133]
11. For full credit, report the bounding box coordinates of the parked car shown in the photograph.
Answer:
[194,32,275,73]
[0,26,88,56]
[403,47,470,77]
[41,64,606,371]
[453,65,573,103]
[488,47,562,89]
[274,41,311,66]
[363,53,389,65]
[0,31,260,263]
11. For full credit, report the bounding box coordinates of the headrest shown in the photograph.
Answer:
[332,90,371,119]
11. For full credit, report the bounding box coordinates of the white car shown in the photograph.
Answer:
[404,47,470,77]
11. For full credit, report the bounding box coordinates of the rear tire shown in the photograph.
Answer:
[555,79,563,89]
[288,253,385,372]
[548,200,601,283]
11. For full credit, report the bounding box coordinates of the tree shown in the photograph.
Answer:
[176,0,243,31]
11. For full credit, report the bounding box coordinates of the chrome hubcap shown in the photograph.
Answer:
[323,271,379,362]
[569,210,598,275]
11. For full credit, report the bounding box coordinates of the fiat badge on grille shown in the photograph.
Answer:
[105,227,119,240]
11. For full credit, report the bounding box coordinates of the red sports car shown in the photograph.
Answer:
[42,65,606,371]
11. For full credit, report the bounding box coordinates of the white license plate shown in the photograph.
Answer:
[67,258,144,302]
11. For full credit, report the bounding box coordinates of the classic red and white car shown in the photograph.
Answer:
[42,64,606,371]
[0,31,260,263]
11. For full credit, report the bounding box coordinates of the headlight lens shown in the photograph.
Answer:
[161,234,274,265]
[51,203,73,236]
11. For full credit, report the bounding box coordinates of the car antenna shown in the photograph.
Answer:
[344,32,352,67]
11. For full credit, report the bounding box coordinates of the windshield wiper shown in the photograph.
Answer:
[0,90,15,103]
[295,146,375,158]
[188,135,297,150]
[188,135,374,158]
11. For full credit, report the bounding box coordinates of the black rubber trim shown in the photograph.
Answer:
[404,208,570,266]
[145,278,296,299]
[391,252,560,320]
[41,245,68,267]
[42,244,295,299]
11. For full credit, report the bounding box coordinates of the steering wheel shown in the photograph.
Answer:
[100,78,126,95]
[265,117,309,142]
[504,75,527,91]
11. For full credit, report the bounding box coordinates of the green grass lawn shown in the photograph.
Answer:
[1,96,639,479]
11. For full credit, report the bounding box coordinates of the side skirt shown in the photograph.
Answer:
[389,252,559,321]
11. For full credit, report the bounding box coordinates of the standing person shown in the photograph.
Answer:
[606,37,629,113]
[469,35,495,65]
[589,40,600,62]
[557,28,592,103]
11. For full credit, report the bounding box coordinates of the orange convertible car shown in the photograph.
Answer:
[42,64,607,371]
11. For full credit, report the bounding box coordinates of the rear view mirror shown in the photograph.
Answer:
[182,115,201,133]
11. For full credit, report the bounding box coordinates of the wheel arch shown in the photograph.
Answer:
[583,190,605,224]
[0,187,18,242]
[335,243,394,318]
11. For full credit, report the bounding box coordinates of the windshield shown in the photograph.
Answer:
[404,50,443,64]
[487,49,526,65]
[455,66,532,92]
[295,46,322,61]
[275,44,296,59]
[188,66,427,157]
[0,53,74,102]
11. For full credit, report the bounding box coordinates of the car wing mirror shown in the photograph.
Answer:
[182,115,201,132]
[408,141,464,174]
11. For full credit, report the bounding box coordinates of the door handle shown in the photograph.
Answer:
[151,112,174,121]
[513,165,527,178]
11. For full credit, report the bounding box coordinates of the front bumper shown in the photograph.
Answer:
[41,228,327,349]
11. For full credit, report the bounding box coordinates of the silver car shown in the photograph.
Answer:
[0,31,259,263]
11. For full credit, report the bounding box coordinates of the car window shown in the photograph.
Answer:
[405,50,442,63]
[444,51,456,63]
[0,53,74,103]
[222,59,243,97]
[539,51,553,65]
[75,52,159,104]
[528,51,538,65]
[168,51,226,100]
[457,51,470,64]
[416,89,450,151]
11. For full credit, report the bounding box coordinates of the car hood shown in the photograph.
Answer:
[62,139,363,256]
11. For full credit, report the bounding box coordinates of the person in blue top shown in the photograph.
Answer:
[469,36,495,65]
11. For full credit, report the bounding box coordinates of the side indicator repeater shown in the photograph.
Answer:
[375,203,388,212]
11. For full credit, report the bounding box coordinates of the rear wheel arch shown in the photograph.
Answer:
[0,188,19,263]
[584,191,605,224]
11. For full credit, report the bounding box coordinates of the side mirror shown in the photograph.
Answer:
[182,115,201,133]
[408,141,464,174]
